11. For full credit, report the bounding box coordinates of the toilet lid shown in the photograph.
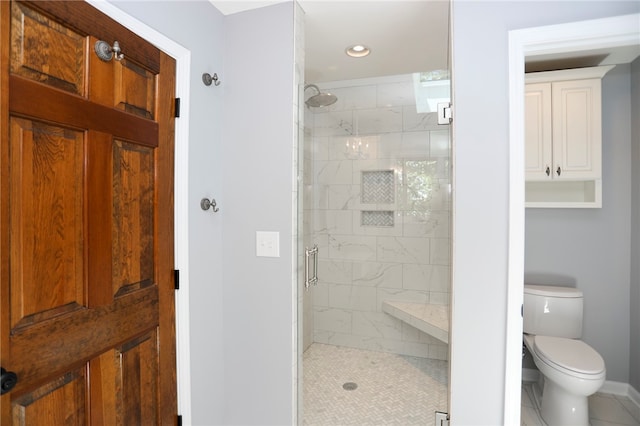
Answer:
[533,335,605,375]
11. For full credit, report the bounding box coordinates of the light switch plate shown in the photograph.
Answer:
[256,231,280,257]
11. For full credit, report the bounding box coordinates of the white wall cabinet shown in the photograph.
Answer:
[525,66,613,208]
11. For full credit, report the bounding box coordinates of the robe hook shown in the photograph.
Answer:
[202,72,221,86]
[201,198,219,213]
[94,40,124,62]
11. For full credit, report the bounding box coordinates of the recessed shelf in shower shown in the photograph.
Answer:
[361,170,394,204]
[361,210,394,227]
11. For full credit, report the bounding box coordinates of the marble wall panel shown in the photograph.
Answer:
[376,236,430,264]
[305,74,451,360]
[352,261,403,288]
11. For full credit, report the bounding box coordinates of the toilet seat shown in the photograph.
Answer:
[532,335,605,378]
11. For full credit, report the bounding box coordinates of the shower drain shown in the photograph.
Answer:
[342,382,358,391]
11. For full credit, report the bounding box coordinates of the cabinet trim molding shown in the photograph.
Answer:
[525,65,614,84]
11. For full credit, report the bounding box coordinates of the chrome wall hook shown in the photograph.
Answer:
[202,72,221,86]
[201,198,219,212]
[94,40,124,62]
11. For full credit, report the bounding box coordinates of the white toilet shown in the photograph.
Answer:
[523,284,606,426]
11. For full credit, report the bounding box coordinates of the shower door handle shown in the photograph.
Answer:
[304,245,319,290]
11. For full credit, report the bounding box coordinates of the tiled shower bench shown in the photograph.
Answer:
[382,301,449,344]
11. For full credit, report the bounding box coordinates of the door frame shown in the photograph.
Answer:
[506,13,640,425]
[87,1,193,423]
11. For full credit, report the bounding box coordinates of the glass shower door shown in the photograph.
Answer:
[295,2,452,424]
[297,71,452,424]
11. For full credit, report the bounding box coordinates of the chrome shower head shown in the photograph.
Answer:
[304,84,338,108]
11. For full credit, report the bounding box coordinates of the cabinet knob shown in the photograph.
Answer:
[556,166,562,176]
[545,166,550,176]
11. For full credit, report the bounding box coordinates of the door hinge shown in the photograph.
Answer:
[177,414,182,426]
[435,411,449,426]
[174,269,180,290]
[437,102,452,125]
[174,98,181,118]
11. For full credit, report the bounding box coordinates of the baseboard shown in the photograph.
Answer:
[522,367,539,383]
[522,368,640,411]
[600,380,630,396]
[600,381,640,413]
[628,383,640,408]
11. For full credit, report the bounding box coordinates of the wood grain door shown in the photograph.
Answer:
[0,1,177,424]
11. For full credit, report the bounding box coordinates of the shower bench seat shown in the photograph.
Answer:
[382,301,449,344]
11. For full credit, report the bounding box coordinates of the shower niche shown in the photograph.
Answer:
[362,170,394,204]
[361,170,395,227]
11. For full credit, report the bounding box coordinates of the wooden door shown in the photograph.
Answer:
[0,1,177,424]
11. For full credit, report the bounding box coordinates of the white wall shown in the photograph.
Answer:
[525,66,632,382]
[451,2,640,424]
[631,57,640,392]
[221,4,296,424]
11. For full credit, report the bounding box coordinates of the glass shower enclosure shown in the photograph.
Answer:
[297,70,452,423]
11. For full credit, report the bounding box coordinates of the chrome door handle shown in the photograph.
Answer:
[304,245,319,290]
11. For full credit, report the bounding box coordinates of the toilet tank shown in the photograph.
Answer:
[523,284,583,338]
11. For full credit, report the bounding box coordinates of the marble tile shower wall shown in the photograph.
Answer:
[306,76,451,360]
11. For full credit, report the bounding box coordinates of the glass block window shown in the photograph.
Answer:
[362,170,394,204]
[361,211,394,227]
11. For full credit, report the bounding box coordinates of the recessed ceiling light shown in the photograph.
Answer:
[345,44,371,58]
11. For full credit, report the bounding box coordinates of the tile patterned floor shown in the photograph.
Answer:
[522,382,640,426]
[303,343,448,425]
[303,343,640,426]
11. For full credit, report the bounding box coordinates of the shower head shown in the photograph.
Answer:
[304,84,338,108]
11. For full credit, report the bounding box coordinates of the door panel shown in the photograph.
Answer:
[524,82,552,180]
[119,331,159,424]
[10,1,86,94]
[551,78,601,179]
[112,140,155,295]
[1,1,177,424]
[9,117,85,329]
[114,59,156,119]
[12,367,87,425]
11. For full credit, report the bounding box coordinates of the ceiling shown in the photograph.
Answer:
[297,1,450,83]
[210,0,450,83]
[210,1,639,82]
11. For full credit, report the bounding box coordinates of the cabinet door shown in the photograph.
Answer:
[525,83,553,180]
[551,78,602,179]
